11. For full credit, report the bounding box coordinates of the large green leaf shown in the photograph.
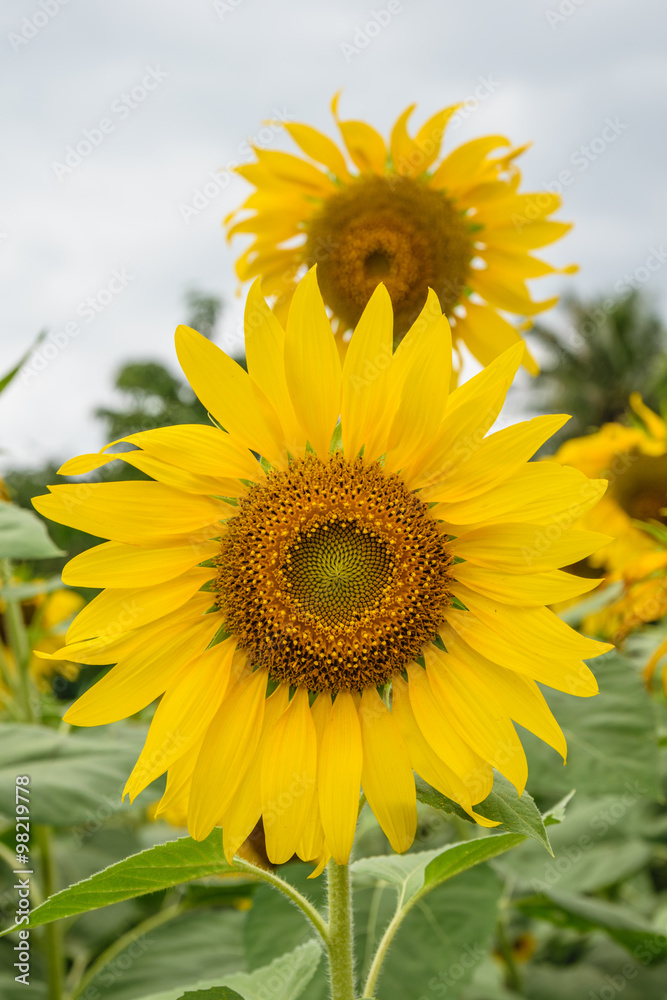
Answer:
[524,652,661,799]
[517,888,667,961]
[0,504,64,559]
[416,772,551,850]
[129,942,322,1000]
[0,724,148,827]
[0,832,246,934]
[178,991,244,1000]
[85,909,246,1000]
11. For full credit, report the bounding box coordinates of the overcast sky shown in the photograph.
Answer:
[1,0,666,473]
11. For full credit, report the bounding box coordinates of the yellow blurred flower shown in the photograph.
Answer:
[226,96,575,372]
[552,394,667,577]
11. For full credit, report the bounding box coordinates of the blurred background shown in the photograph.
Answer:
[1,0,667,474]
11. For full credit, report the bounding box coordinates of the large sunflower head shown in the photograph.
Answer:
[553,394,667,575]
[226,96,577,373]
[34,270,610,870]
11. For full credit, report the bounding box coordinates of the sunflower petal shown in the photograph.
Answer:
[319,690,363,864]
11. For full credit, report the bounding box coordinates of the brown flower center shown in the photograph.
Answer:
[303,174,474,337]
[214,454,453,691]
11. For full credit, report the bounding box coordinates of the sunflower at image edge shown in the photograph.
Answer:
[33,269,611,872]
[225,95,577,373]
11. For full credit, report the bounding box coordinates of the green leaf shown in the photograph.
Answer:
[0,831,244,934]
[517,888,667,961]
[0,504,64,559]
[376,866,502,1000]
[85,909,246,1000]
[543,790,576,826]
[0,724,148,827]
[0,331,46,394]
[523,651,662,800]
[178,991,244,1000]
[131,942,322,1000]
[416,772,551,850]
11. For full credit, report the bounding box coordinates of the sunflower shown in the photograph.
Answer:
[34,270,610,870]
[552,394,667,577]
[226,95,576,372]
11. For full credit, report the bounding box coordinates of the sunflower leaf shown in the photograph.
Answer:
[0,832,249,935]
[0,330,46,394]
[177,990,245,1000]
[0,504,64,559]
[415,773,552,850]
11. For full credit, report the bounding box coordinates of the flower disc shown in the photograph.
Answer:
[215,454,453,691]
[305,175,473,335]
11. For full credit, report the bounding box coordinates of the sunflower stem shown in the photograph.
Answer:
[35,824,63,1000]
[233,858,329,944]
[326,860,356,1000]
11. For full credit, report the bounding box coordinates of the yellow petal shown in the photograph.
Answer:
[243,279,308,457]
[406,662,493,804]
[446,605,602,696]
[155,741,200,825]
[261,687,318,864]
[284,267,341,458]
[430,136,511,190]
[279,121,351,180]
[358,687,416,853]
[440,624,567,759]
[332,93,387,174]
[252,147,335,195]
[221,684,290,865]
[33,483,227,545]
[441,464,607,527]
[64,611,221,726]
[297,692,331,863]
[384,313,452,478]
[59,450,235,496]
[188,668,268,841]
[392,675,498,826]
[415,105,461,174]
[341,284,394,462]
[454,302,539,375]
[66,567,211,643]
[124,637,236,800]
[422,415,570,502]
[424,646,527,794]
[483,220,572,250]
[175,325,286,467]
[62,539,220,589]
[319,691,363,864]
[448,524,611,572]
[389,104,417,176]
[454,563,602,605]
[103,424,263,482]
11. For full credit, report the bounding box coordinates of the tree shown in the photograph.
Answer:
[529,290,667,445]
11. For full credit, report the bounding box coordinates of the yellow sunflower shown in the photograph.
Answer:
[226,95,576,372]
[34,270,610,871]
[552,394,667,577]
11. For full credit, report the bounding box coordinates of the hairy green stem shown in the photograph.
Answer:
[233,857,329,944]
[326,860,355,1000]
[35,825,63,1000]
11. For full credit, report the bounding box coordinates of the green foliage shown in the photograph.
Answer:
[0,504,63,560]
[531,290,667,446]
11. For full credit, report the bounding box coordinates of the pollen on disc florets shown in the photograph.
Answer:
[214,454,453,692]
[303,174,474,336]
